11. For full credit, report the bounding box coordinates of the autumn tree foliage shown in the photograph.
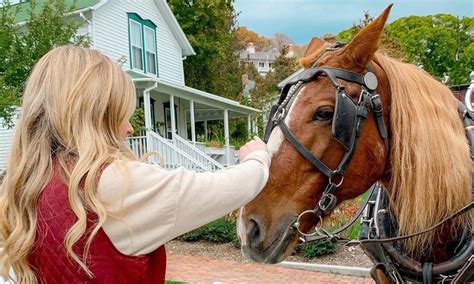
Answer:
[235,26,272,51]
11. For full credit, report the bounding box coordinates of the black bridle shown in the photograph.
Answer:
[263,65,389,237]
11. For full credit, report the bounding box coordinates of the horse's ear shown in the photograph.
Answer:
[299,37,331,68]
[304,37,327,57]
[342,4,393,69]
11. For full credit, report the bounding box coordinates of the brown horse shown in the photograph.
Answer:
[238,4,472,281]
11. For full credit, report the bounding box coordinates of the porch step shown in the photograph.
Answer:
[126,131,225,172]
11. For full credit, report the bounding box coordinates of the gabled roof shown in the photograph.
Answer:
[12,0,195,56]
[13,0,100,23]
[239,51,279,61]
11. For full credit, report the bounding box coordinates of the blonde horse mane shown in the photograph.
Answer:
[375,54,472,255]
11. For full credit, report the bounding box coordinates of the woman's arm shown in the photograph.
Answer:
[97,149,270,256]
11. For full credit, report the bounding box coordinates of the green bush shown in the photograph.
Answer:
[179,218,238,244]
[179,218,340,258]
[301,240,337,258]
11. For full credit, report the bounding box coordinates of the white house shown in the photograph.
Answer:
[239,43,279,76]
[0,0,261,173]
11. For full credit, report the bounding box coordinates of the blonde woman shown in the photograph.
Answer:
[0,45,270,283]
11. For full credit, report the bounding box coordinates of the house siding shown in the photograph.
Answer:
[92,0,185,85]
[0,123,16,172]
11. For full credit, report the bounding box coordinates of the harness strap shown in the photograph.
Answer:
[371,94,390,155]
[452,255,474,283]
[348,201,473,245]
[263,105,279,143]
[276,118,335,178]
[296,67,368,87]
[422,262,433,284]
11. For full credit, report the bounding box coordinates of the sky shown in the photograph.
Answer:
[234,0,474,45]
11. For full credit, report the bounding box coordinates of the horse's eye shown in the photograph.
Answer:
[312,106,334,122]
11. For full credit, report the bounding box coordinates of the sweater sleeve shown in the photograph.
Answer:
[97,150,270,256]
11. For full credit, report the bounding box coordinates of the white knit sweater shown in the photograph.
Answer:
[97,150,270,256]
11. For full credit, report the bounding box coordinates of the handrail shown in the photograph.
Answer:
[173,134,224,171]
[126,133,211,172]
[147,131,210,172]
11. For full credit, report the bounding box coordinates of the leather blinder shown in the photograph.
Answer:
[332,91,358,151]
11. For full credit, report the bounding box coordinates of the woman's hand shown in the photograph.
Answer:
[239,136,267,161]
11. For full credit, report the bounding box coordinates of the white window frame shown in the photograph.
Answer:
[143,26,157,75]
[129,19,144,71]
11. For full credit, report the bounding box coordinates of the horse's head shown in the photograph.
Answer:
[239,5,394,263]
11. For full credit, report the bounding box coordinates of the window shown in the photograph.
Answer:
[130,20,143,70]
[269,62,274,68]
[128,13,158,76]
[258,62,265,68]
[144,27,157,75]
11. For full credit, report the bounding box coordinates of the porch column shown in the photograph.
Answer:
[254,117,259,136]
[190,100,196,143]
[251,119,255,136]
[143,90,152,130]
[204,120,208,141]
[247,115,252,138]
[170,94,176,140]
[143,88,153,158]
[224,109,230,165]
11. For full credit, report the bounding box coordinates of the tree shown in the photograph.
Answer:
[386,14,473,84]
[168,0,243,101]
[248,46,298,110]
[0,0,89,126]
[235,26,272,51]
[338,12,473,84]
[272,46,299,83]
[272,32,294,51]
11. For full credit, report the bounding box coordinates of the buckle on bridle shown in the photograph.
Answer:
[276,108,286,120]
[319,192,338,214]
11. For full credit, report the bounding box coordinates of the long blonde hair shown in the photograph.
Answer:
[376,54,472,255]
[0,45,137,283]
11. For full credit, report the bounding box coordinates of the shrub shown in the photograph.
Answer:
[179,218,238,243]
[301,240,337,258]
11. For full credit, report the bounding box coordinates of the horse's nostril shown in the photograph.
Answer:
[247,218,264,249]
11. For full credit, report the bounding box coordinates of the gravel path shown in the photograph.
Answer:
[166,240,373,268]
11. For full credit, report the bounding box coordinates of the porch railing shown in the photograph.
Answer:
[173,134,224,171]
[126,136,147,159]
[126,132,211,172]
